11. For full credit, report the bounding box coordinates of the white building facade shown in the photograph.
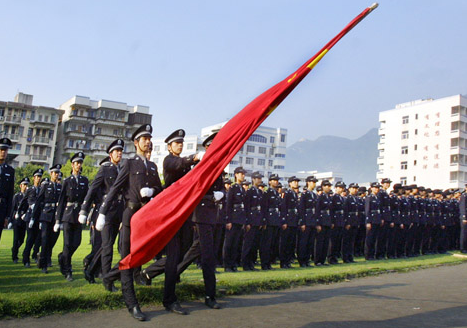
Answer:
[377,94,467,189]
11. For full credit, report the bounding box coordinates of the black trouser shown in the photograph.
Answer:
[197,223,216,298]
[213,224,224,266]
[12,220,26,261]
[61,222,82,275]
[376,222,389,259]
[460,221,467,252]
[386,223,397,258]
[39,221,53,269]
[433,225,447,253]
[413,223,423,255]
[223,223,243,269]
[365,223,380,259]
[87,222,120,277]
[395,225,407,257]
[421,224,432,254]
[314,226,330,265]
[329,226,343,263]
[119,208,138,309]
[354,224,366,257]
[279,226,296,265]
[241,225,260,268]
[259,225,280,268]
[84,227,102,267]
[342,226,357,262]
[297,226,315,265]
[49,230,60,265]
[22,220,40,264]
[405,223,417,256]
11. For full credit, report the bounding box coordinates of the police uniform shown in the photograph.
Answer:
[80,139,125,283]
[259,174,282,270]
[387,186,401,259]
[99,124,162,320]
[223,167,247,272]
[364,182,382,260]
[329,181,346,264]
[10,177,29,263]
[297,176,318,267]
[355,187,367,257]
[32,165,62,271]
[0,138,14,243]
[20,168,43,266]
[342,183,359,263]
[241,171,264,270]
[422,190,434,254]
[315,180,333,266]
[397,189,411,257]
[56,152,89,279]
[376,179,391,259]
[279,176,300,268]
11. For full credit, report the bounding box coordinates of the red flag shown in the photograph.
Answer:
[120,3,378,269]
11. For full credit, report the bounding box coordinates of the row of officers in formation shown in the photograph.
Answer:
[1,126,467,322]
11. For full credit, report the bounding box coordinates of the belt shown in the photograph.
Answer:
[233,203,244,209]
[349,211,358,216]
[66,202,80,208]
[335,210,344,215]
[288,208,298,214]
[370,210,380,214]
[320,210,330,215]
[268,208,279,213]
[250,205,261,211]
[305,208,316,214]
[128,201,145,211]
[44,203,57,208]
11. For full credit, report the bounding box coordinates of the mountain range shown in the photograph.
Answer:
[286,128,379,183]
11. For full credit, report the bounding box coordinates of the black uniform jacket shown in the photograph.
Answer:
[261,187,282,227]
[299,189,318,227]
[32,181,62,223]
[56,175,89,224]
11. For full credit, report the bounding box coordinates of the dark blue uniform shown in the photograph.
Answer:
[315,192,332,265]
[297,189,317,266]
[364,193,382,260]
[329,193,345,264]
[259,186,282,269]
[376,189,391,259]
[242,185,263,270]
[279,188,299,267]
[0,162,14,243]
[10,191,25,262]
[19,184,42,265]
[342,194,359,262]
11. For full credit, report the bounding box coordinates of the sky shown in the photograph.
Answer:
[1,0,467,145]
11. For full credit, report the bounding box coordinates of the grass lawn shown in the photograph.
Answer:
[1,228,466,318]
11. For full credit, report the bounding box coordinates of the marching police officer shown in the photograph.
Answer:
[259,174,282,270]
[297,176,318,267]
[0,137,14,243]
[10,177,29,263]
[32,164,62,273]
[280,176,300,268]
[20,168,43,267]
[55,152,89,281]
[79,139,125,287]
[99,124,162,321]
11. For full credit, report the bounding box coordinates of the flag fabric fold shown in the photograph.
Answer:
[119,3,378,270]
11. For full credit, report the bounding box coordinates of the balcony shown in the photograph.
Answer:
[4,133,19,142]
[33,136,51,145]
[95,117,126,127]
[3,116,21,124]
[30,154,49,162]
[29,118,55,127]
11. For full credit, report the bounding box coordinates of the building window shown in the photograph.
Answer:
[68,140,74,148]
[238,156,243,164]
[414,144,418,151]
[248,134,267,143]
[270,136,275,143]
[414,129,418,135]
[450,171,458,181]
[415,114,418,120]
[401,161,408,170]
[18,126,24,137]
[402,116,409,124]
[49,130,54,139]
[186,143,193,150]
[280,134,286,143]
[452,106,460,115]
[269,148,274,156]
[414,176,416,182]
[25,145,30,155]
[268,160,273,167]
[155,145,160,152]
[414,160,417,166]
[274,165,285,170]
[15,144,21,151]
[274,153,285,158]
[401,177,407,186]
[402,131,409,139]
[451,154,459,164]
[246,157,254,165]
[246,145,255,153]
[401,146,408,155]
[258,159,265,166]
[258,147,266,154]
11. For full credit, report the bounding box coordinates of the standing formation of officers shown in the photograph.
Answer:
[1,127,467,322]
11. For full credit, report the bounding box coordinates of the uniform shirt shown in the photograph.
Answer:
[365,193,382,224]
[418,197,427,225]
[344,194,359,227]
[225,183,246,225]
[459,193,467,220]
[378,189,391,221]
[299,189,318,227]
[331,193,345,227]
[163,153,196,188]
[32,181,62,223]
[390,193,401,224]
[316,192,332,227]
[408,195,419,224]
[18,185,41,222]
[0,163,15,221]
[281,189,299,227]
[261,186,282,227]
[425,197,434,225]
[245,185,264,226]
[56,175,89,224]
[9,192,24,225]
[99,155,162,226]
[399,196,411,225]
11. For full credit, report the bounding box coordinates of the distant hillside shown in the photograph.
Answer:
[286,128,378,183]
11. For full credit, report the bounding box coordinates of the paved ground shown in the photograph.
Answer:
[3,263,467,328]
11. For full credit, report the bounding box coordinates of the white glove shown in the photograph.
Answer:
[15,213,19,220]
[39,223,42,230]
[30,204,35,210]
[78,214,87,224]
[197,151,206,161]
[21,214,26,221]
[213,191,224,201]
[59,223,64,230]
[140,187,154,198]
[7,222,13,229]
[96,214,106,231]
[53,222,60,232]
[28,219,35,229]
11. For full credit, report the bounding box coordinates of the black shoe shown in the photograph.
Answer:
[58,253,65,275]
[129,305,146,321]
[103,279,119,292]
[84,270,96,284]
[165,301,188,315]
[299,262,308,268]
[205,297,221,309]
[267,264,273,270]
[135,271,152,286]
[65,273,73,282]
[261,266,269,270]
[224,267,235,272]
[13,259,18,264]
[24,262,31,268]
[41,267,48,274]
[48,261,53,267]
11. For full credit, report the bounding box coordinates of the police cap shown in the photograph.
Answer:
[50,164,62,173]
[288,176,300,183]
[34,168,44,177]
[306,176,318,183]
[0,137,12,149]
[335,181,346,188]
[348,183,359,189]
[234,167,246,174]
[20,177,30,185]
[107,139,124,153]
[99,156,110,165]
[165,129,185,144]
[202,132,217,148]
[132,124,152,141]
[321,180,332,187]
[381,178,392,184]
[71,152,85,163]
[269,174,280,181]
[251,171,263,179]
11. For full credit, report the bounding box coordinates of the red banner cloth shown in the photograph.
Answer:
[120,3,378,269]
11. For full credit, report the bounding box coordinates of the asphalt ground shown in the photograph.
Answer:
[3,262,467,328]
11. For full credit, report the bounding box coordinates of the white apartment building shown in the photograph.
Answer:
[377,94,467,189]
[55,96,152,165]
[0,93,64,169]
